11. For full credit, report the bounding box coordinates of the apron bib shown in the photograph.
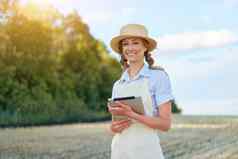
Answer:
[111,79,164,159]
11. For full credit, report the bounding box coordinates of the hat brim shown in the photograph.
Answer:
[110,35,157,54]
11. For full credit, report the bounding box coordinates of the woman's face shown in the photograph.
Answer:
[121,38,147,64]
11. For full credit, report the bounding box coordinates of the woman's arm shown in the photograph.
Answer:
[108,101,172,132]
[131,101,172,131]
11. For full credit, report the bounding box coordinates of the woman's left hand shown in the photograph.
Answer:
[108,101,135,118]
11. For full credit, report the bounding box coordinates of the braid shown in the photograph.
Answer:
[144,51,154,68]
[120,54,129,71]
[119,41,129,71]
[142,39,154,68]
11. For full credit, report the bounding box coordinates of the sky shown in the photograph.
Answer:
[21,0,238,115]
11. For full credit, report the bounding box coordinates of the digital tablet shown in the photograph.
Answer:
[108,96,145,121]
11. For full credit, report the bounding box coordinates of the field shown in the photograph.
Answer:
[0,115,238,159]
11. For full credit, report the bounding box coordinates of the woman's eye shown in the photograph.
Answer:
[122,43,128,46]
[133,42,139,44]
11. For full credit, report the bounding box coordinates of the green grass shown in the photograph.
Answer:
[0,110,111,128]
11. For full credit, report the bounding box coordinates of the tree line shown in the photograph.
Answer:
[0,0,181,127]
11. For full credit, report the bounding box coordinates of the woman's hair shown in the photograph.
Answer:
[119,39,155,70]
[144,51,154,68]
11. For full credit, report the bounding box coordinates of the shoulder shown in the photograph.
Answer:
[148,65,169,80]
[148,66,173,94]
[112,79,121,90]
[149,65,165,71]
[111,80,120,98]
[113,79,120,86]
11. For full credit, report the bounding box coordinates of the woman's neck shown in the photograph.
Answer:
[128,61,144,79]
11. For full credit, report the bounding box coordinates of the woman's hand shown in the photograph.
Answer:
[107,101,135,118]
[110,119,132,133]
[107,101,135,133]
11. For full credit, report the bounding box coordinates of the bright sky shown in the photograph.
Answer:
[21,0,238,115]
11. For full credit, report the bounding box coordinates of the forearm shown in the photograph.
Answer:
[108,101,172,132]
[130,113,171,131]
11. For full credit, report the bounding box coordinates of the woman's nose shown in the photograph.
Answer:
[126,44,134,51]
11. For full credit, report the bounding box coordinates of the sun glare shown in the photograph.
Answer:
[25,0,67,6]
[27,0,50,6]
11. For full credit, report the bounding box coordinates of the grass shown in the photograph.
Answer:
[0,114,238,159]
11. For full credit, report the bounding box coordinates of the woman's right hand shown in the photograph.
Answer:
[110,119,132,134]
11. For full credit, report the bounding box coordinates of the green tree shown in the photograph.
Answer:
[171,100,182,114]
[0,0,179,127]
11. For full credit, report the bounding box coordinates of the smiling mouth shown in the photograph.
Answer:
[127,52,136,56]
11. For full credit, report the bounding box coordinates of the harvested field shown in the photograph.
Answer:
[0,115,238,159]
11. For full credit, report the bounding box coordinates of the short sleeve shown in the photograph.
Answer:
[154,71,174,107]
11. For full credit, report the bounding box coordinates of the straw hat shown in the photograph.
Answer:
[110,24,157,54]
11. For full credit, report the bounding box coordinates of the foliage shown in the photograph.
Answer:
[0,0,181,127]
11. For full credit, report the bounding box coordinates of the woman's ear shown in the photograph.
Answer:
[143,46,148,53]
[141,39,149,52]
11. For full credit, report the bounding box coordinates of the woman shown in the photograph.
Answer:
[108,24,174,159]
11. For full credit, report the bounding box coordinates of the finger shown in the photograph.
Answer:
[109,108,121,115]
[107,105,113,111]
[115,124,124,132]
[122,122,131,129]
[111,126,120,133]
[115,101,131,110]
[110,107,127,114]
[108,106,113,113]
[111,120,132,133]
[108,103,119,109]
[116,120,132,129]
[115,101,126,107]
[112,119,129,126]
[110,102,121,107]
[117,119,131,124]
[120,121,131,128]
[107,105,111,112]
[117,122,131,132]
[109,106,123,112]
[112,120,130,131]
[111,123,124,133]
